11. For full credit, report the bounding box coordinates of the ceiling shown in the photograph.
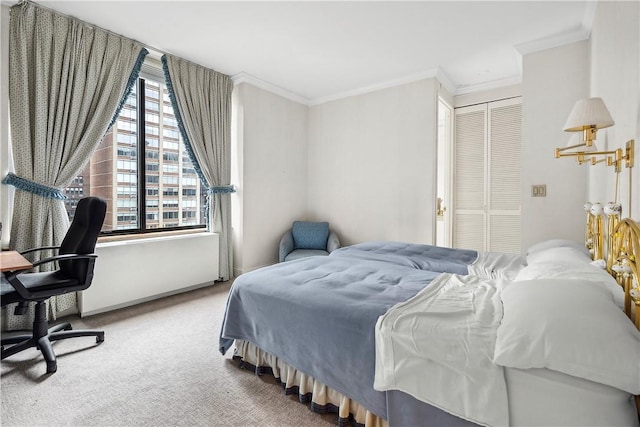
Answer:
[13,1,594,104]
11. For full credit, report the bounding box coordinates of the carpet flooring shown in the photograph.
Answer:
[1,281,337,426]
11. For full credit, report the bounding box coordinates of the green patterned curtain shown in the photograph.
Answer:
[2,1,147,329]
[161,54,235,280]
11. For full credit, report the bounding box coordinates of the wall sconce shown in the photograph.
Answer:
[555,97,614,161]
[555,97,634,173]
[556,97,635,218]
[562,97,614,148]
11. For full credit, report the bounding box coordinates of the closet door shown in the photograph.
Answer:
[453,104,487,251]
[454,98,522,253]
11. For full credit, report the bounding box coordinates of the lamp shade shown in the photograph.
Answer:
[563,97,614,132]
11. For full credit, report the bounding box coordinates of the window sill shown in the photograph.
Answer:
[97,228,207,244]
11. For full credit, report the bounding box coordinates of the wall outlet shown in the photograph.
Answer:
[531,184,546,197]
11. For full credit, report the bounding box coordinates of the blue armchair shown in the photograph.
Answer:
[279,221,341,262]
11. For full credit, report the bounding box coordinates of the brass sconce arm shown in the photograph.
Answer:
[554,140,634,173]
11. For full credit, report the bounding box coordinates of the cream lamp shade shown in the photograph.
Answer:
[563,97,614,132]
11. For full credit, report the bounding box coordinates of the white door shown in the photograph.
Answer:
[436,98,452,247]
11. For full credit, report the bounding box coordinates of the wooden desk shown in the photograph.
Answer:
[0,251,32,272]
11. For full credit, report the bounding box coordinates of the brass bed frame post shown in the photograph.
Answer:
[590,203,604,260]
[584,202,594,257]
[604,203,622,273]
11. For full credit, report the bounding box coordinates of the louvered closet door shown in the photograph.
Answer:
[488,100,522,253]
[454,98,522,254]
[454,104,487,252]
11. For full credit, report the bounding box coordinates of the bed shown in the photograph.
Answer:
[329,240,526,279]
[219,220,640,426]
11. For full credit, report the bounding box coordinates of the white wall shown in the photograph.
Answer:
[232,83,308,274]
[521,41,590,249]
[588,1,640,220]
[307,78,439,245]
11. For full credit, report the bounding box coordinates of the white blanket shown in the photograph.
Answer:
[374,273,509,427]
[468,251,524,280]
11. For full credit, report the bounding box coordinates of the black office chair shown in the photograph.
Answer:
[1,196,107,374]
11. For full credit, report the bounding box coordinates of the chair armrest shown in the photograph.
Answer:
[30,253,97,269]
[20,246,60,256]
[279,231,294,262]
[4,254,98,301]
[327,231,341,253]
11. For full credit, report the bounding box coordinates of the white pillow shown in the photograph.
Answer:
[513,262,624,309]
[526,246,592,266]
[526,239,590,257]
[493,279,640,394]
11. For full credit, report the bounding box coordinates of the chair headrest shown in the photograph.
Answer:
[292,221,329,250]
[59,197,106,279]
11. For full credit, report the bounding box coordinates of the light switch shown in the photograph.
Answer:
[531,185,546,197]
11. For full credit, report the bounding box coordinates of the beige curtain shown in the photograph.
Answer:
[161,54,234,280]
[2,1,147,329]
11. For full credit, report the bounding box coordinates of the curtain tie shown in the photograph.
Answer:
[208,185,236,195]
[1,172,67,200]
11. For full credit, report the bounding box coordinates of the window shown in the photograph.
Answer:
[163,140,179,150]
[117,160,137,171]
[146,100,159,111]
[63,73,207,234]
[117,134,136,145]
[145,112,159,123]
[163,116,177,127]
[182,177,197,186]
[163,164,178,174]
[118,147,136,157]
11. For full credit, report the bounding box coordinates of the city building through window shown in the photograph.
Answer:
[64,76,207,234]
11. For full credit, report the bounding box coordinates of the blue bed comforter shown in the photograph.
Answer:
[330,241,478,274]
[219,256,440,419]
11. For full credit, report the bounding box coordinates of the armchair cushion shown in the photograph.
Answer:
[285,249,330,262]
[292,221,329,250]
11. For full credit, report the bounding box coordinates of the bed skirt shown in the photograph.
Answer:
[233,340,387,427]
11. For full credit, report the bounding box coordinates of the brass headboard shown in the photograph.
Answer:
[607,218,640,418]
[610,218,640,329]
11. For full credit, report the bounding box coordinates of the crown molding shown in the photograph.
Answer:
[234,67,517,107]
[514,27,591,57]
[454,76,522,96]
[308,68,445,106]
[231,72,311,106]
